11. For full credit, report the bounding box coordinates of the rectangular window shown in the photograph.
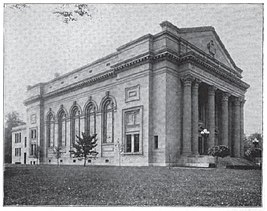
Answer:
[15,133,21,143]
[124,107,142,154]
[30,129,37,140]
[15,148,21,156]
[30,144,36,156]
[25,137,27,148]
[154,136,158,149]
[126,135,132,152]
[134,134,139,152]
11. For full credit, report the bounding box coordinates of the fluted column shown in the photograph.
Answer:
[207,85,216,150]
[240,98,246,157]
[233,97,241,157]
[181,75,193,155]
[192,79,201,155]
[221,92,230,146]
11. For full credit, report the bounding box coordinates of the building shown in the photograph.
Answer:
[12,21,249,166]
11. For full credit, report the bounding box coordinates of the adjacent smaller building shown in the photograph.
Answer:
[11,124,38,165]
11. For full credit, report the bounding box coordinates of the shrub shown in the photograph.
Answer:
[245,147,262,162]
[208,145,230,158]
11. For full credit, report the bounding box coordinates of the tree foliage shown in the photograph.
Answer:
[53,4,94,23]
[69,133,98,166]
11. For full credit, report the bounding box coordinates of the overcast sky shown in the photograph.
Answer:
[4,3,263,135]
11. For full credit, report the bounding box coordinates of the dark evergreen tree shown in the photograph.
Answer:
[69,133,98,166]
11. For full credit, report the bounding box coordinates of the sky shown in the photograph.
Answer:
[3,3,263,135]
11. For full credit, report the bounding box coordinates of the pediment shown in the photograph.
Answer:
[179,29,237,71]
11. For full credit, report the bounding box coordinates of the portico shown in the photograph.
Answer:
[181,73,246,158]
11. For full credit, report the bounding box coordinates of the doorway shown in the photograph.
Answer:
[24,153,26,164]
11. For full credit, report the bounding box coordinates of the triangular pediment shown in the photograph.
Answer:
[178,28,238,71]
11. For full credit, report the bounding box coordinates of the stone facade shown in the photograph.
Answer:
[12,21,249,166]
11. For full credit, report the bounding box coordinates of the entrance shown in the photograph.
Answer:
[24,153,27,164]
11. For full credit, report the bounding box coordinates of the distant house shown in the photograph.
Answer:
[12,21,249,166]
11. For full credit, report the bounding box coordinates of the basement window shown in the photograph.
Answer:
[105,159,109,163]
[73,160,76,163]
[88,160,91,163]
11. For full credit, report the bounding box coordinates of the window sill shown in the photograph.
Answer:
[123,152,143,155]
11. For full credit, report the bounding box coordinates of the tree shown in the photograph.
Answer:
[33,145,42,165]
[54,146,63,166]
[53,4,95,23]
[4,111,25,163]
[69,133,98,166]
[208,145,230,167]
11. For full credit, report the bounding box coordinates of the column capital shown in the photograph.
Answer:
[240,96,246,106]
[181,74,194,86]
[233,97,241,106]
[221,92,231,102]
[192,78,202,89]
[208,85,217,95]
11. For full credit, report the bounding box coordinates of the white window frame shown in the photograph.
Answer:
[122,106,143,155]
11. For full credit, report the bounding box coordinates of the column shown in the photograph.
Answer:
[221,92,230,146]
[192,79,201,155]
[181,75,193,155]
[233,97,241,157]
[240,98,246,157]
[207,85,216,150]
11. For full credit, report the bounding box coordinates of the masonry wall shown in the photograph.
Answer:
[37,63,151,166]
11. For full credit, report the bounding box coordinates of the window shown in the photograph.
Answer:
[15,133,22,143]
[71,106,80,146]
[102,99,114,143]
[15,148,21,156]
[58,109,67,147]
[24,137,27,148]
[30,129,37,140]
[85,103,96,136]
[30,144,36,156]
[154,136,158,149]
[47,112,55,148]
[124,107,142,154]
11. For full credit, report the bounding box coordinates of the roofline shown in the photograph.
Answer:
[160,20,243,74]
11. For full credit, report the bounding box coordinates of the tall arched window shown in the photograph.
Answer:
[85,103,96,136]
[71,107,80,145]
[58,110,67,147]
[46,111,55,148]
[102,99,114,143]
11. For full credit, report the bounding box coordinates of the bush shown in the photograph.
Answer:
[208,145,230,158]
[245,147,262,161]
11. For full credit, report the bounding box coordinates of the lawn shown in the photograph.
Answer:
[4,164,262,206]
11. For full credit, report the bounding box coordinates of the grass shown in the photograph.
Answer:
[4,164,262,206]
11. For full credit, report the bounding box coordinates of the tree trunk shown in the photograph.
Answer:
[84,156,86,167]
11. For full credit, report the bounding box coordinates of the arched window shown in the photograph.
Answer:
[58,110,67,147]
[102,99,114,143]
[46,112,55,148]
[85,103,96,136]
[71,107,80,145]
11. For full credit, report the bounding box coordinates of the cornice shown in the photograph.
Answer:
[24,47,249,107]
[151,50,249,91]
